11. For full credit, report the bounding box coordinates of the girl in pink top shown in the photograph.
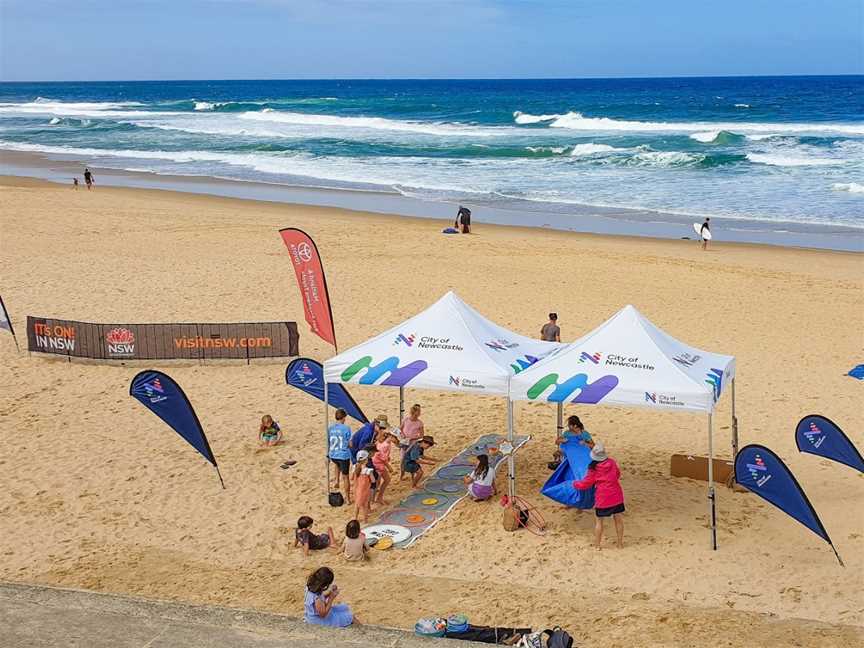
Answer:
[399,404,425,481]
[373,430,397,505]
[572,443,625,549]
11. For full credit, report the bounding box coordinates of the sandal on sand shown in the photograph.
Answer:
[280,460,297,469]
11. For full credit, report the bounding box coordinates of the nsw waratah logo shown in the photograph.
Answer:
[106,327,135,356]
[746,454,771,487]
[804,422,826,448]
[579,351,601,364]
[394,333,415,347]
[294,362,317,386]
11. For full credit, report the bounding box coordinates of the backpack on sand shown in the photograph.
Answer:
[328,491,344,507]
[544,627,574,648]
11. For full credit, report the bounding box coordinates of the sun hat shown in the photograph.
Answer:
[356,450,370,461]
[375,414,389,427]
[590,443,608,462]
[421,435,435,446]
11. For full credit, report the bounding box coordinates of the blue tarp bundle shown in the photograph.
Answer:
[541,439,596,509]
[847,364,864,380]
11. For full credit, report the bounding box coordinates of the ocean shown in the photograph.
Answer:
[1,77,862,242]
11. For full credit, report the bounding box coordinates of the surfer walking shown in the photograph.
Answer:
[700,217,710,251]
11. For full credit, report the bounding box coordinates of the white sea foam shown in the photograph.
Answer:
[194,101,216,111]
[569,143,619,156]
[735,103,750,108]
[237,110,495,136]
[512,110,864,136]
[690,131,721,143]
[746,153,843,167]
[832,182,864,194]
[48,117,61,125]
[629,151,702,166]
[1,99,144,111]
[745,133,783,141]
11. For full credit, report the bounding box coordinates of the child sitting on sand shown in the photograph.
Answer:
[294,516,336,556]
[402,435,438,489]
[341,519,368,562]
[464,454,497,501]
[259,414,282,446]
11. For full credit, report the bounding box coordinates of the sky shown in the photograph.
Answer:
[0,0,862,81]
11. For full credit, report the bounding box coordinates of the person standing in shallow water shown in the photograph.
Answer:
[540,313,560,342]
[83,168,94,190]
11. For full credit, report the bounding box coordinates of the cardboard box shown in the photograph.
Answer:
[670,454,734,484]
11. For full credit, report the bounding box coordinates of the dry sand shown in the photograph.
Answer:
[0,176,862,647]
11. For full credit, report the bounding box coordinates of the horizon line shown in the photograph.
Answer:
[1,73,862,84]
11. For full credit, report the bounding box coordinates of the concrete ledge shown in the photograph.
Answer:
[1,581,488,648]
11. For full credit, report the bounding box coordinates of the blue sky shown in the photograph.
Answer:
[1,0,861,81]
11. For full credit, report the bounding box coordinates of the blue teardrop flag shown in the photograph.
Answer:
[735,444,842,565]
[130,370,223,488]
[286,358,368,423]
[795,415,864,473]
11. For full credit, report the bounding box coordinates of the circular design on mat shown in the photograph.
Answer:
[435,464,474,480]
[424,479,467,495]
[476,434,506,445]
[362,523,411,545]
[374,536,394,550]
[378,508,441,528]
[401,492,457,510]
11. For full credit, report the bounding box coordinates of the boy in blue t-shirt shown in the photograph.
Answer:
[328,408,353,501]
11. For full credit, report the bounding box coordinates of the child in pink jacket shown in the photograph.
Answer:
[572,443,625,549]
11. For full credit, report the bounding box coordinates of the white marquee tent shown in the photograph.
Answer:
[322,291,562,494]
[509,304,737,548]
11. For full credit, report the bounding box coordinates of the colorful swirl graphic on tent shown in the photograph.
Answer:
[579,351,601,364]
[746,454,771,487]
[804,422,826,448]
[510,354,540,374]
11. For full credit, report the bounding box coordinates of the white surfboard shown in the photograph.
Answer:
[693,223,712,240]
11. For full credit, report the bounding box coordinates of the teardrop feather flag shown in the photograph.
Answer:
[129,370,224,488]
[286,357,368,423]
[735,444,842,565]
[795,415,864,473]
[0,295,19,351]
[279,228,337,349]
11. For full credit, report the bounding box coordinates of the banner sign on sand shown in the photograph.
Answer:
[279,228,337,349]
[26,317,299,361]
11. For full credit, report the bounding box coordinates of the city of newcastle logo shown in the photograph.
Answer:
[394,333,415,347]
[672,352,701,367]
[449,376,460,386]
[645,392,657,403]
[341,355,428,387]
[745,453,771,487]
[527,372,618,404]
[803,421,826,448]
[143,378,167,403]
[579,351,601,364]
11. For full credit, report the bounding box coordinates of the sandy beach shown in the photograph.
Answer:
[0,176,862,647]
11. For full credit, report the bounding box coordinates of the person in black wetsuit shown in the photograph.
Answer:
[83,168,94,190]
[455,206,471,233]
[700,217,710,251]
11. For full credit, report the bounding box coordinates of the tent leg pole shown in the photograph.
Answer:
[507,399,515,499]
[708,413,717,550]
[556,402,564,442]
[324,381,330,499]
[731,378,739,460]
[399,386,405,427]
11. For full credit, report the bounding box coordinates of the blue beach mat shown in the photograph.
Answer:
[372,433,530,548]
[847,364,864,380]
[541,439,596,509]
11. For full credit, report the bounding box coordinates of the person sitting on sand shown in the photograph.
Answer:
[540,312,560,342]
[464,453,497,501]
[402,435,438,488]
[259,414,282,446]
[341,519,368,562]
[399,404,425,481]
[352,450,377,523]
[572,443,625,549]
[372,429,398,505]
[294,516,336,556]
[328,408,352,502]
[304,566,356,627]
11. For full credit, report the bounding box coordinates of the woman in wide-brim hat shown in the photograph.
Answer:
[572,442,625,549]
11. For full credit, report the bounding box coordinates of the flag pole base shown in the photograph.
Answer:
[215,465,225,490]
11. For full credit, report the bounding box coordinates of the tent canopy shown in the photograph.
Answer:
[509,305,735,413]
[323,291,562,396]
